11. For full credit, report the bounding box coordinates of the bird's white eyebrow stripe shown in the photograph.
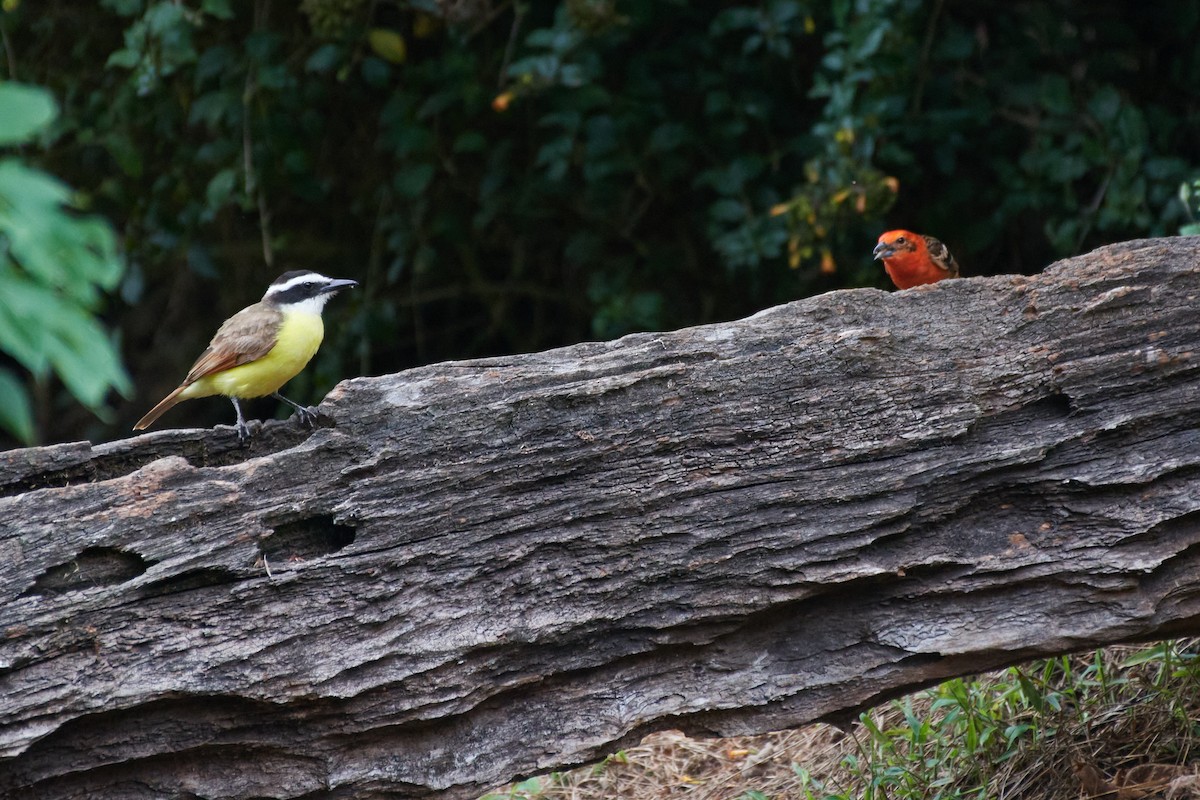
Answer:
[267,273,330,294]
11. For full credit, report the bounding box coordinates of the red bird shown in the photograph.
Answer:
[872,230,960,289]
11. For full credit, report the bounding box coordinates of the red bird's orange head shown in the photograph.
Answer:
[873,230,960,290]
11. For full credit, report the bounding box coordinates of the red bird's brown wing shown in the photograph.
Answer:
[921,235,960,279]
[182,302,283,385]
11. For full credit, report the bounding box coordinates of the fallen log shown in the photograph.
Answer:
[2,237,1199,799]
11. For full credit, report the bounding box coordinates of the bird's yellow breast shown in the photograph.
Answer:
[187,311,325,399]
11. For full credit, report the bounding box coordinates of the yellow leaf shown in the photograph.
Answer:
[769,202,791,217]
[368,28,407,64]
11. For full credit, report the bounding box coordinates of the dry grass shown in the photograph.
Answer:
[531,726,849,800]
[483,642,1200,800]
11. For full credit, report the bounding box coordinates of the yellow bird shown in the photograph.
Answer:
[134,270,357,440]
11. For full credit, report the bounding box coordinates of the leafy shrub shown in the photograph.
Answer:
[0,82,129,444]
[1,0,1197,443]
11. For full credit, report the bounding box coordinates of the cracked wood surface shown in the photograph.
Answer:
[1,238,1199,799]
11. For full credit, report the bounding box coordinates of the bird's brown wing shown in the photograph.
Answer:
[182,302,283,385]
[921,235,960,279]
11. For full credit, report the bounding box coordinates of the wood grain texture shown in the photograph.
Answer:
[2,238,1199,799]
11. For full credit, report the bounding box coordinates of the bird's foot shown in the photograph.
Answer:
[292,405,320,428]
[230,398,256,445]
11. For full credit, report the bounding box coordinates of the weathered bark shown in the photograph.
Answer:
[2,238,1200,799]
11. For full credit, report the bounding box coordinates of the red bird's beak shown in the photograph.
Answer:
[872,241,892,260]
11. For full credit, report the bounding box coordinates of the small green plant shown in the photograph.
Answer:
[815,641,1200,800]
[590,749,628,775]
[480,773,567,800]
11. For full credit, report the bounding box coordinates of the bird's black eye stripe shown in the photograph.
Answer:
[269,281,326,304]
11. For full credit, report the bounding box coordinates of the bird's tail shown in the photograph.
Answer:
[133,386,187,431]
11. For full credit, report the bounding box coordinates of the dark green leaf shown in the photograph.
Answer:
[306,44,344,74]
[201,0,233,19]
[0,367,34,444]
[393,163,435,198]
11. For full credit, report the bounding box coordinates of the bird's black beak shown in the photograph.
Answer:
[872,242,892,261]
[323,278,359,293]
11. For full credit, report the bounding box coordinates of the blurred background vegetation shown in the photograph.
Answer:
[0,0,1197,447]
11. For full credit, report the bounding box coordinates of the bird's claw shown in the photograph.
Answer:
[293,405,320,428]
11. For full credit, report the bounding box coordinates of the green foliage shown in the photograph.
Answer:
[0,82,129,444]
[791,641,1200,800]
[2,1,1198,444]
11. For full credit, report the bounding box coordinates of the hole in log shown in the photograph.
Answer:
[259,514,356,565]
[139,567,241,598]
[0,449,158,498]
[1035,391,1074,418]
[21,547,149,597]
[0,422,317,498]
